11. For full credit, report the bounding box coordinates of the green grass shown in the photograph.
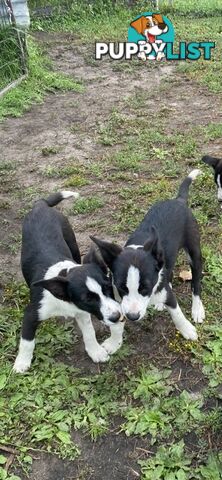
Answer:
[0,27,23,91]
[63,175,90,187]
[31,1,131,41]
[0,37,83,120]
[71,196,104,214]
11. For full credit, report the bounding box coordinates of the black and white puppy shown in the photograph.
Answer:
[202,155,222,202]
[13,191,123,373]
[92,170,205,345]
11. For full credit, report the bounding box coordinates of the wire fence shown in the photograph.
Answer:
[0,0,28,95]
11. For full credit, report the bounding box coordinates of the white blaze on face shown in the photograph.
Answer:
[86,276,121,325]
[121,266,150,320]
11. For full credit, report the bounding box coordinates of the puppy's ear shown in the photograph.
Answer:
[83,246,108,274]
[152,14,168,32]
[90,236,122,270]
[32,276,70,301]
[130,16,147,35]
[202,155,221,170]
[143,226,164,268]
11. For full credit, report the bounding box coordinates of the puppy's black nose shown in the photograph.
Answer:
[110,311,121,323]
[159,23,166,31]
[126,313,140,322]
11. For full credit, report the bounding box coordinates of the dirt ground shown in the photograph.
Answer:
[1,33,222,479]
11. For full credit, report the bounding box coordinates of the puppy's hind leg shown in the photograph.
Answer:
[165,288,198,340]
[186,223,205,323]
[13,304,39,373]
[75,313,110,363]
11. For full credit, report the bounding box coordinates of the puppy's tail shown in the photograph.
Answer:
[44,191,79,207]
[202,155,220,168]
[176,169,201,203]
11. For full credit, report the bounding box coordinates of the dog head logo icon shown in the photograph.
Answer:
[128,12,174,61]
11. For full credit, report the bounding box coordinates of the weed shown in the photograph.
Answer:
[139,441,191,480]
[0,161,16,172]
[71,196,104,214]
[98,110,127,146]
[43,163,82,178]
[41,146,61,156]
[130,366,172,402]
[63,175,90,187]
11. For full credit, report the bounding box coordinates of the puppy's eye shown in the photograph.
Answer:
[102,285,113,297]
[139,282,151,296]
[86,291,99,302]
[139,287,149,296]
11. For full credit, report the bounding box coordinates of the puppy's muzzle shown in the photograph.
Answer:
[125,312,140,322]
[109,311,122,323]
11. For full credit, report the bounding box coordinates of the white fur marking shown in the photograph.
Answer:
[121,266,149,319]
[86,277,122,325]
[188,169,201,180]
[166,304,198,340]
[150,286,167,309]
[13,339,35,373]
[38,260,80,321]
[102,321,125,355]
[121,267,164,320]
[75,312,109,362]
[61,191,79,200]
[192,294,205,323]
[126,245,143,250]
[216,175,222,201]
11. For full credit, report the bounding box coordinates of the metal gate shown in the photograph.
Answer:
[0,0,28,96]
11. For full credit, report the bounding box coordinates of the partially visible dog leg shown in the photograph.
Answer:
[13,304,39,373]
[165,289,198,340]
[75,313,110,362]
[102,321,125,355]
[186,223,205,323]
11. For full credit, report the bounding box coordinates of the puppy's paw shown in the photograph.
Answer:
[154,303,165,312]
[87,345,110,363]
[102,337,122,355]
[180,322,198,341]
[13,357,31,373]
[192,297,205,324]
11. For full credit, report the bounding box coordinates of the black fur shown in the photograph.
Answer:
[19,193,119,345]
[92,172,203,319]
[202,155,222,202]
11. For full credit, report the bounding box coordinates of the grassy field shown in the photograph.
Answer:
[0,1,222,479]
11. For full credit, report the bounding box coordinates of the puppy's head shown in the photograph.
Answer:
[91,227,164,322]
[33,247,122,325]
[202,155,222,201]
[130,14,168,40]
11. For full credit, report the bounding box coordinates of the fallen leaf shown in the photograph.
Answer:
[179,270,192,282]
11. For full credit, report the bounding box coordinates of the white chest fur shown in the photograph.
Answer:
[38,260,81,321]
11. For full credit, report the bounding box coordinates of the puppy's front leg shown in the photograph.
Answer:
[75,313,110,363]
[13,304,39,373]
[102,321,125,355]
[165,288,198,341]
